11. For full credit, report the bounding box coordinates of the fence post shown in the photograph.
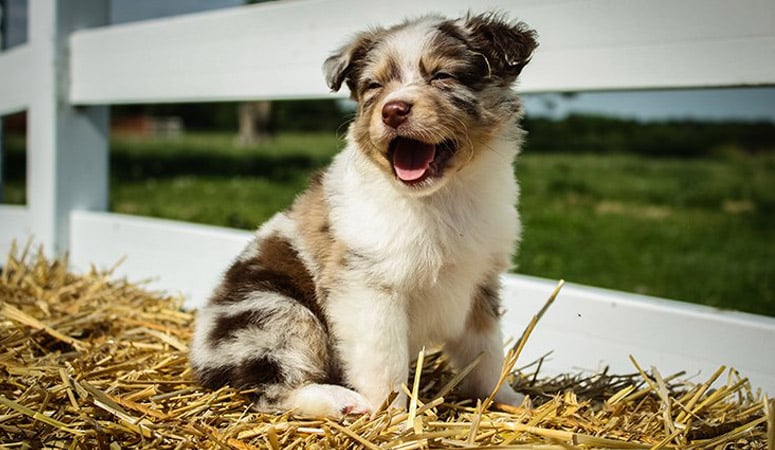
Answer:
[1,0,5,203]
[27,0,109,255]
[0,117,4,202]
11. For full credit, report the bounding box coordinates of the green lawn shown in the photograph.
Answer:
[108,133,339,229]
[516,152,775,315]
[3,132,774,316]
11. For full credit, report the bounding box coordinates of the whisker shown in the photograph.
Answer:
[335,115,356,140]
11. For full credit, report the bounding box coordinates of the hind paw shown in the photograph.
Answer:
[288,384,372,418]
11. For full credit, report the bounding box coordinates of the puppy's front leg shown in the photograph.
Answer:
[446,322,523,405]
[446,281,523,406]
[328,284,409,411]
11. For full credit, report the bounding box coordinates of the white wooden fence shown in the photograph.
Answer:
[1,0,774,394]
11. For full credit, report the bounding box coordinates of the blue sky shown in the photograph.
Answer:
[2,0,774,123]
[523,89,775,123]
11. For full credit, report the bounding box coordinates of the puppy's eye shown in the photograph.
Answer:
[365,81,383,91]
[431,72,455,82]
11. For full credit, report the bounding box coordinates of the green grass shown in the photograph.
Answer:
[3,132,774,316]
[516,152,775,315]
[108,132,340,228]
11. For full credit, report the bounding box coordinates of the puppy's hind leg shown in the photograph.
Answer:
[190,290,367,417]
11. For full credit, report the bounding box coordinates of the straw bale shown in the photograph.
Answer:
[0,242,770,449]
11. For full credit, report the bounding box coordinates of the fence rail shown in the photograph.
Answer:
[70,0,775,105]
[1,0,775,393]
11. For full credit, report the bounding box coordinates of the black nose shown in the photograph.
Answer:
[381,101,412,128]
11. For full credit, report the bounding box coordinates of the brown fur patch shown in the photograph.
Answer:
[291,172,349,303]
[420,31,468,77]
[208,309,270,345]
[371,51,402,87]
[210,232,326,328]
[195,356,283,390]
[466,278,502,333]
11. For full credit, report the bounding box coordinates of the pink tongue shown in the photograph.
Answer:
[392,139,436,182]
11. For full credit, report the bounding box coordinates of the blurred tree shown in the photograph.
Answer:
[236,101,273,146]
[235,0,279,146]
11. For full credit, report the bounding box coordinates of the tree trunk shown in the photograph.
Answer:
[236,101,272,146]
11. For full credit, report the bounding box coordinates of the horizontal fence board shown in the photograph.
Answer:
[0,205,33,258]
[0,45,32,115]
[69,210,252,304]
[71,0,775,104]
[527,36,775,93]
[69,0,775,105]
[501,277,775,396]
[68,211,775,395]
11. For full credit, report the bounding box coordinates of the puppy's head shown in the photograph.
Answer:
[324,13,537,195]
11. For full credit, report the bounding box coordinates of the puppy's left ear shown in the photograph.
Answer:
[323,29,382,97]
[463,13,538,84]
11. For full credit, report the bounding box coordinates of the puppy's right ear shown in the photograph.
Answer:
[323,29,381,97]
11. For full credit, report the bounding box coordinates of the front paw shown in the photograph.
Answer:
[359,385,406,415]
[389,390,408,411]
[459,379,525,407]
[492,384,525,406]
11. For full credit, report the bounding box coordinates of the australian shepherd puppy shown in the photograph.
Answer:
[190,12,538,418]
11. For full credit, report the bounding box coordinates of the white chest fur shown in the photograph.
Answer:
[325,137,520,347]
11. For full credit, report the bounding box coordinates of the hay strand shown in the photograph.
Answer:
[768,398,774,450]
[0,246,770,448]
[407,346,426,433]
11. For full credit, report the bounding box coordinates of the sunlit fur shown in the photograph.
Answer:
[190,13,537,418]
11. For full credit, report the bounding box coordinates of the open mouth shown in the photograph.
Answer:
[387,137,456,186]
